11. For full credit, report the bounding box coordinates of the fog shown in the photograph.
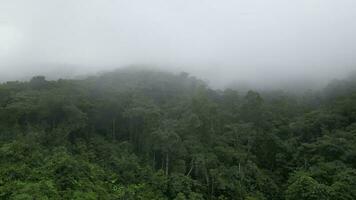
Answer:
[1,0,356,89]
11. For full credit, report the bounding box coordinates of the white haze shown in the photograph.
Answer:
[0,0,356,89]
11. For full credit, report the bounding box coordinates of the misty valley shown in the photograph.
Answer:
[1,0,356,199]
[0,68,355,199]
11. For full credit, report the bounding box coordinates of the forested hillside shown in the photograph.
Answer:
[0,68,355,200]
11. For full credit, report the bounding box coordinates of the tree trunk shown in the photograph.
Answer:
[152,151,156,170]
[211,176,214,200]
[238,162,241,174]
[186,159,194,176]
[165,153,169,176]
[205,170,210,199]
[112,118,116,140]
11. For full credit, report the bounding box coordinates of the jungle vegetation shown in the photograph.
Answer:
[0,68,355,199]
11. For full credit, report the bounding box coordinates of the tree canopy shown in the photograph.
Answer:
[0,68,355,199]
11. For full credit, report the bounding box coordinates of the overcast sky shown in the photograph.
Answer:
[0,0,355,88]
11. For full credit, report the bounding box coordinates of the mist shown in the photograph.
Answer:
[1,0,356,89]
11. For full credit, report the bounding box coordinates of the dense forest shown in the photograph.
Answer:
[0,68,355,200]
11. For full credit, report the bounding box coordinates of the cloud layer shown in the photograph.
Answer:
[0,0,355,88]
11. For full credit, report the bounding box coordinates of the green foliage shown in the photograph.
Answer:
[286,172,330,200]
[0,69,355,199]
